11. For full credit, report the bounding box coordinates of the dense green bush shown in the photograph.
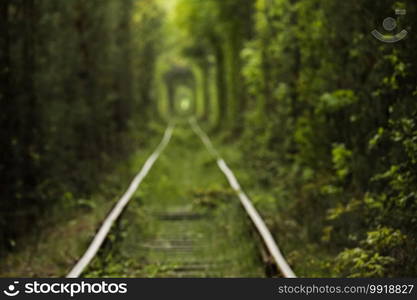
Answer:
[0,0,162,254]
[239,0,417,276]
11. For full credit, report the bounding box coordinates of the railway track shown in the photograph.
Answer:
[66,121,296,278]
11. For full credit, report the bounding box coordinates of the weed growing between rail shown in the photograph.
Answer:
[84,123,265,278]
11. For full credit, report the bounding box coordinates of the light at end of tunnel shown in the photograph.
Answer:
[180,97,191,112]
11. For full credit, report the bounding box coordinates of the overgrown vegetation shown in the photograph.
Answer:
[0,0,162,256]
[173,0,417,277]
[1,0,416,277]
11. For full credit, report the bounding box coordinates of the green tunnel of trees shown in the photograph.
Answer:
[1,0,417,277]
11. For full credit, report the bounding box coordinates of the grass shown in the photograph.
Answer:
[0,129,165,277]
[0,121,282,278]
[217,135,336,277]
[83,123,265,277]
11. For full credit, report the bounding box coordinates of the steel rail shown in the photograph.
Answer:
[66,125,174,278]
[189,118,296,278]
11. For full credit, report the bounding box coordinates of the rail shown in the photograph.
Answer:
[189,118,296,278]
[66,120,295,278]
[66,125,174,278]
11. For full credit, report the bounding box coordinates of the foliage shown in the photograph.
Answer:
[238,0,417,276]
[2,0,417,278]
[0,0,163,254]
